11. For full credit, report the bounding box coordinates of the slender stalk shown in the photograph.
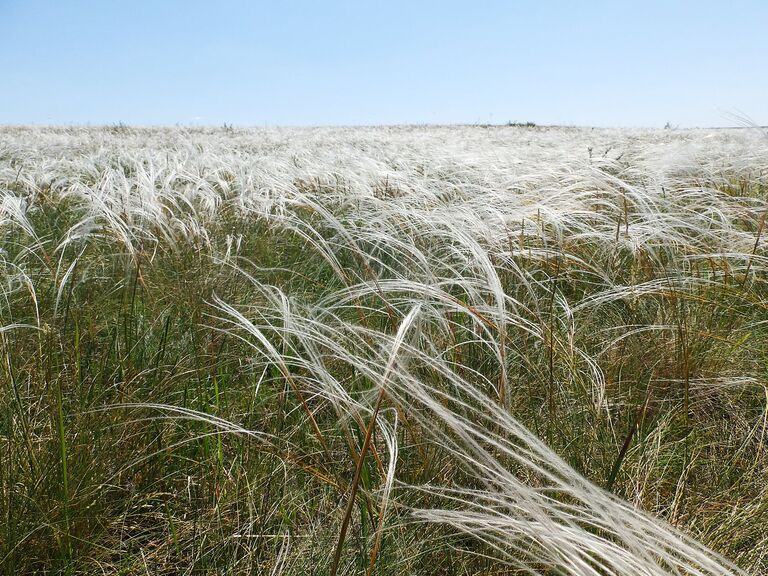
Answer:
[330,305,420,576]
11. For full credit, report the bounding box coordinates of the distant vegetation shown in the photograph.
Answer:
[1,125,766,575]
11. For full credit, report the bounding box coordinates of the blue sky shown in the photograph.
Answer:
[1,1,766,127]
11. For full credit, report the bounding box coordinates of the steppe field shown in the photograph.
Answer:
[1,125,767,575]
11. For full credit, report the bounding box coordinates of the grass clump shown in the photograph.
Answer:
[1,125,767,575]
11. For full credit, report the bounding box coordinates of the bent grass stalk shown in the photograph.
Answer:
[330,304,420,576]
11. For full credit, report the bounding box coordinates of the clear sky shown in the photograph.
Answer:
[1,0,766,127]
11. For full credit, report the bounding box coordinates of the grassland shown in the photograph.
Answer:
[1,125,766,575]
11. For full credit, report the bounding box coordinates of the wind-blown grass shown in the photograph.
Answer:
[1,125,766,574]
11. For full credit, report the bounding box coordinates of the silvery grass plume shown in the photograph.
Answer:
[209,272,746,576]
[0,125,766,574]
